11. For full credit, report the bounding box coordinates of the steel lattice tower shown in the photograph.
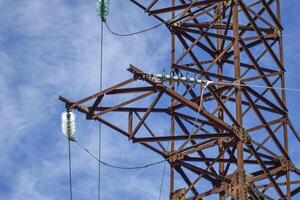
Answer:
[60,0,300,199]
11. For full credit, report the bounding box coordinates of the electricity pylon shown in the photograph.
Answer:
[60,0,300,199]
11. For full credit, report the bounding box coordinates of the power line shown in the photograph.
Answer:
[68,139,73,200]
[105,21,163,37]
[211,81,300,92]
[104,0,201,37]
[75,139,166,170]
[98,15,105,200]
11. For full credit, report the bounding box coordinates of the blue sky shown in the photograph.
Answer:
[1,0,300,200]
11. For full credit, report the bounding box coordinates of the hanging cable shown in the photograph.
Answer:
[105,0,201,37]
[75,139,166,170]
[68,139,73,200]
[96,0,109,199]
[158,158,167,200]
[97,19,104,200]
[105,21,163,37]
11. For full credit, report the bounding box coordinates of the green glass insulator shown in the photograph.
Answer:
[96,0,109,17]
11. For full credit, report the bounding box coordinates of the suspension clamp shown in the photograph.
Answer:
[274,27,282,38]
[280,157,294,172]
[171,188,186,200]
[233,126,251,143]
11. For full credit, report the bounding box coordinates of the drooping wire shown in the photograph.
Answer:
[158,159,167,200]
[158,142,170,200]
[105,21,163,37]
[68,139,73,200]
[75,139,166,170]
[104,0,201,37]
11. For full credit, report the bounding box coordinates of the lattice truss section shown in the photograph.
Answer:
[60,0,300,199]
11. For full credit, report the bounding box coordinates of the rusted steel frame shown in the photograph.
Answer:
[183,118,212,134]
[219,5,232,51]
[181,60,214,66]
[291,186,300,197]
[242,76,281,117]
[176,34,210,76]
[259,0,283,30]
[185,186,225,200]
[171,84,233,111]
[239,1,284,71]
[148,0,227,15]
[174,115,219,177]
[174,26,234,41]
[260,174,283,194]
[171,4,215,26]
[181,161,226,181]
[129,0,165,23]
[242,33,277,41]
[238,0,275,37]
[172,112,216,128]
[176,139,218,157]
[95,117,166,158]
[176,1,226,53]
[246,117,284,133]
[88,95,104,116]
[226,96,283,114]
[232,2,246,198]
[276,0,290,195]
[239,40,287,111]
[241,71,282,83]
[246,6,275,29]
[252,165,283,181]
[173,64,234,81]
[216,3,226,199]
[185,156,278,165]
[144,0,159,12]
[162,86,233,132]
[227,37,275,58]
[130,89,165,139]
[242,89,290,160]
[257,180,300,189]
[90,106,168,113]
[245,86,286,115]
[67,78,135,109]
[173,6,227,73]
[133,133,233,143]
[223,60,277,73]
[173,37,231,105]
[175,31,215,56]
[176,35,234,75]
[61,98,167,157]
[206,85,240,126]
[223,146,237,176]
[248,185,272,200]
[182,149,230,192]
[251,139,281,159]
[247,121,282,162]
[183,22,272,33]
[246,142,285,198]
[106,86,156,95]
[94,91,155,117]
[174,166,199,195]
[287,120,300,143]
[202,40,234,73]
[134,112,166,152]
[243,148,277,161]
